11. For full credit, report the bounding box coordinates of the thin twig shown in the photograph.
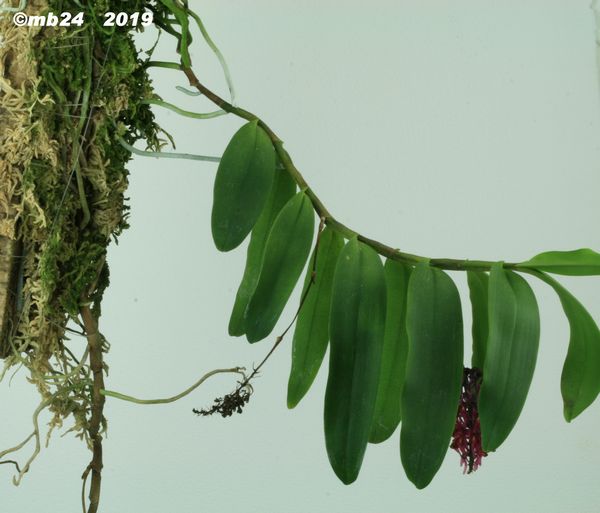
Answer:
[0,460,21,473]
[80,305,105,513]
[236,217,327,392]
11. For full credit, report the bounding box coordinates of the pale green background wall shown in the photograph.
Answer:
[1,1,600,511]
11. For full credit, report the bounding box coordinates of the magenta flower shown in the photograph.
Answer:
[450,367,487,474]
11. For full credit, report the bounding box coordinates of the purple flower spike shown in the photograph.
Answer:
[450,367,487,474]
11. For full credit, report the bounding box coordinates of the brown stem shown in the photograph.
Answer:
[181,67,517,272]
[80,305,105,513]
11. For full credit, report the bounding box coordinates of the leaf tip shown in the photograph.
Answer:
[212,231,239,253]
[227,318,245,338]
[245,333,262,344]
[286,391,299,410]
[334,467,358,485]
[563,403,575,423]
[368,426,390,445]
[480,428,500,454]
[409,474,432,490]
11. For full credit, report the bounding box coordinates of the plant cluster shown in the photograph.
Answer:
[211,117,600,487]
[0,1,598,510]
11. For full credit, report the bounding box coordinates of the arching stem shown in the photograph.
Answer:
[180,67,516,272]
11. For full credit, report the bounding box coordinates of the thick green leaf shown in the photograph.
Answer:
[324,238,386,484]
[245,192,315,343]
[478,264,540,452]
[228,169,296,336]
[467,271,489,370]
[211,120,276,252]
[530,270,600,421]
[287,227,344,409]
[369,259,412,444]
[516,248,600,276]
[400,263,463,490]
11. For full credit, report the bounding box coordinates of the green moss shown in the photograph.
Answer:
[6,0,165,434]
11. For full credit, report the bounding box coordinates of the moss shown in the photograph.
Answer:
[1,0,164,438]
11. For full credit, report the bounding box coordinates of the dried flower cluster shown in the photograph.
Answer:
[194,386,252,418]
[451,367,487,474]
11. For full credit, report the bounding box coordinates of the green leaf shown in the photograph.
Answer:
[400,263,463,490]
[228,169,296,336]
[467,271,489,370]
[516,248,600,276]
[211,120,276,252]
[287,227,344,409]
[369,259,412,444]
[245,192,315,343]
[529,270,600,421]
[478,264,540,452]
[324,238,386,485]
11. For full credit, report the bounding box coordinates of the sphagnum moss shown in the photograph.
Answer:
[0,0,164,504]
